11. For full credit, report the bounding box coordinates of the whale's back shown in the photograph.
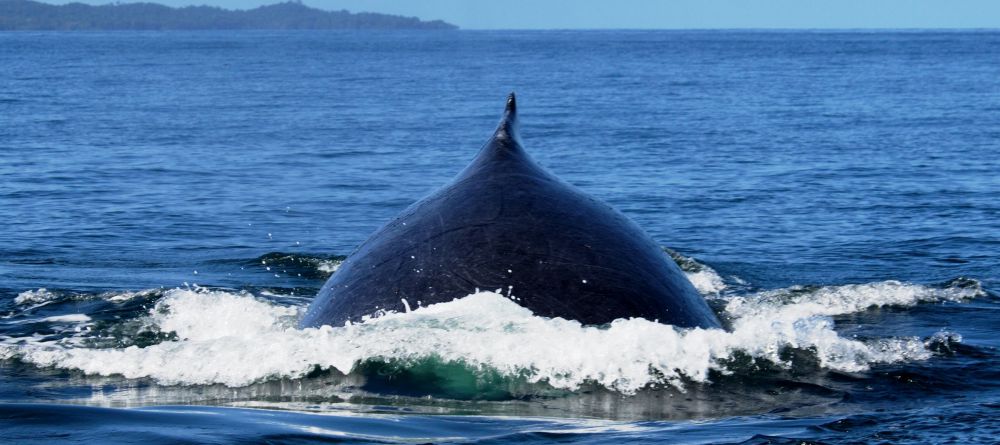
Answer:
[300,94,721,329]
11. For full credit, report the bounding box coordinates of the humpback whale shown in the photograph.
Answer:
[300,94,721,329]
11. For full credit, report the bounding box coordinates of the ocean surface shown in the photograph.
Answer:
[1,30,998,443]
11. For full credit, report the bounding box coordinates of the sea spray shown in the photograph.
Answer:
[0,278,982,393]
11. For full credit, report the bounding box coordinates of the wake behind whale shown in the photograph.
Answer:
[301,94,721,329]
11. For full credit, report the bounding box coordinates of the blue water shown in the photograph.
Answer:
[1,30,999,443]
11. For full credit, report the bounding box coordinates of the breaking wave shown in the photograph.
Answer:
[0,274,982,395]
[13,288,163,307]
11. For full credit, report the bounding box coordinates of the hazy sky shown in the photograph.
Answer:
[47,0,1000,29]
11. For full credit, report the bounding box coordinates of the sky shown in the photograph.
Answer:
[44,0,1000,29]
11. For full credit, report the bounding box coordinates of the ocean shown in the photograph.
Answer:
[1,30,998,443]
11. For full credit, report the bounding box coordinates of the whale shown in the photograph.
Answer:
[300,94,721,329]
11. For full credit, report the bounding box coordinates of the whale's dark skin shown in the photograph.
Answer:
[300,94,721,329]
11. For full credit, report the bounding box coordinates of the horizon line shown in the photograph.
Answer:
[16,0,1000,31]
[3,27,999,31]
[461,27,1000,31]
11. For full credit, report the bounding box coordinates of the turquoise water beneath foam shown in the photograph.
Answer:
[1,30,999,443]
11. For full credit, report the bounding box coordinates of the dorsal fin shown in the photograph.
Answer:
[493,92,518,141]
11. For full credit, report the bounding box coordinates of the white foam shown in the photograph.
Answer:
[11,288,159,307]
[1,279,982,393]
[723,280,980,320]
[14,288,59,306]
[666,250,727,295]
[40,314,92,323]
[684,269,727,295]
[102,289,160,302]
[316,260,342,274]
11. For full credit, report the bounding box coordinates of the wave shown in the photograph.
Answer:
[665,248,729,295]
[11,288,164,309]
[0,277,983,395]
[250,252,345,279]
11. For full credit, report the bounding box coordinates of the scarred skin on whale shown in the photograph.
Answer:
[300,94,722,329]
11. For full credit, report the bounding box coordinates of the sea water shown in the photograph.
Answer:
[1,30,998,443]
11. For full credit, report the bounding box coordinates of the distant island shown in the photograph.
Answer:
[0,0,458,30]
